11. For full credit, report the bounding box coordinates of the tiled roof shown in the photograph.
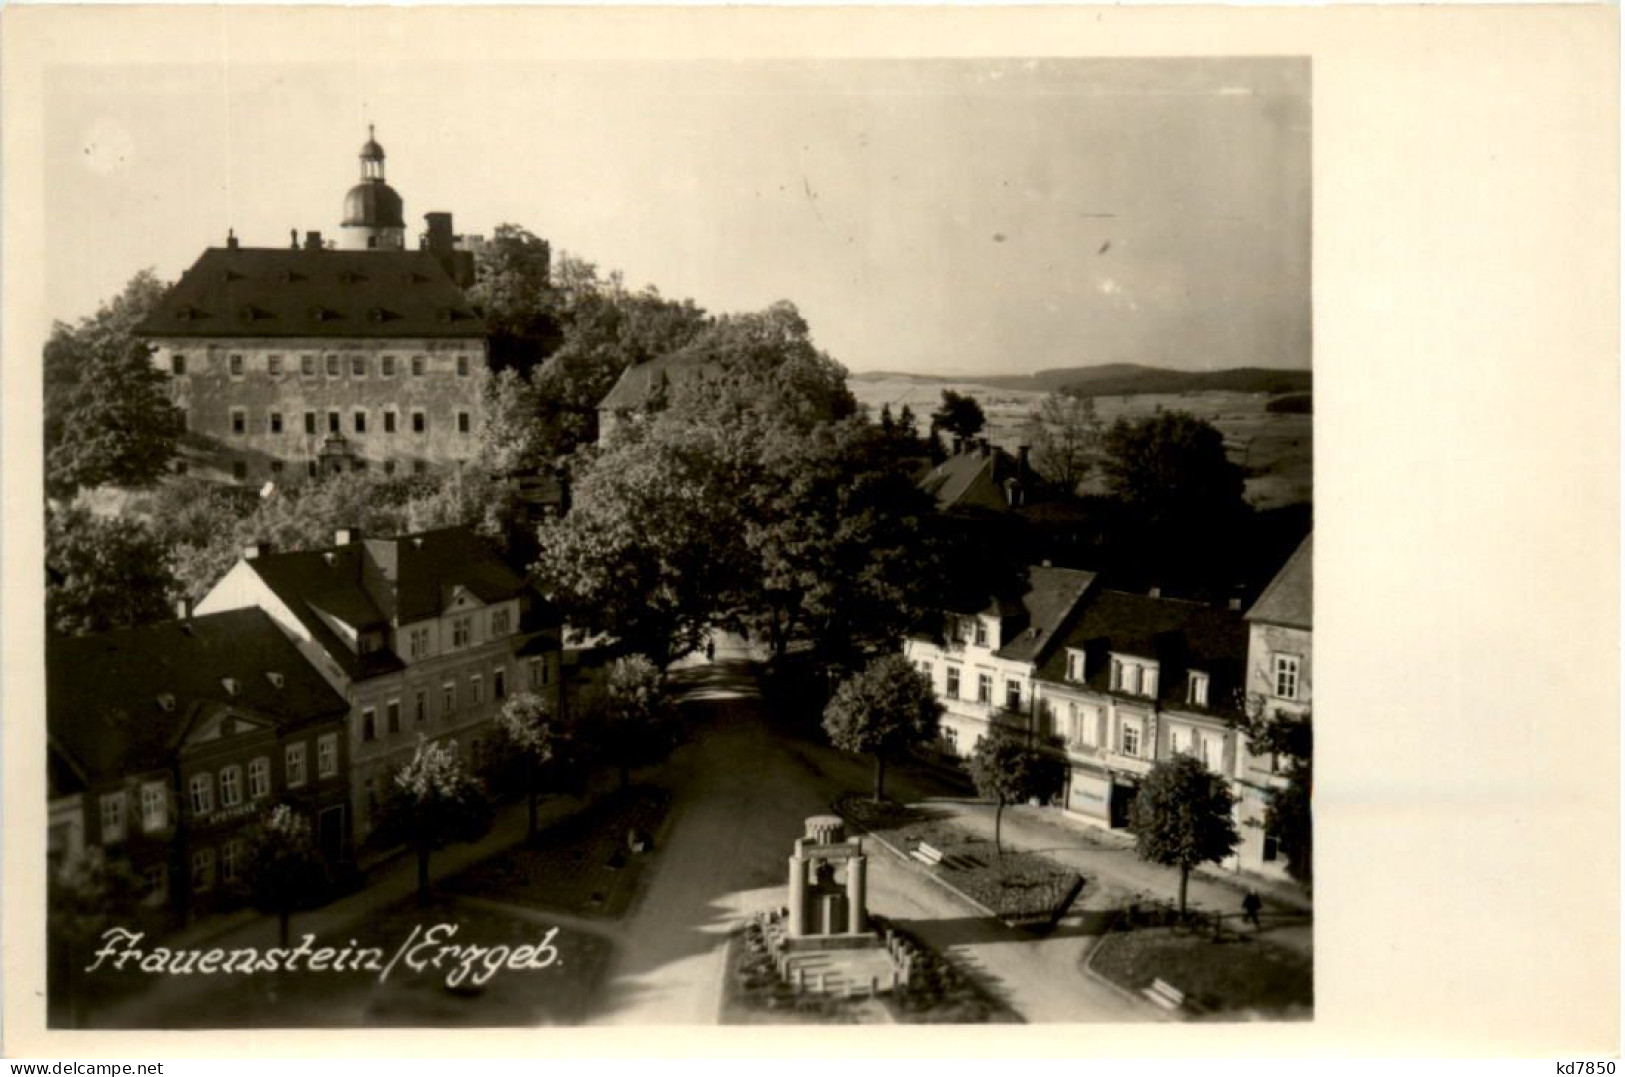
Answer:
[1035,589,1249,716]
[245,526,529,681]
[136,247,485,340]
[47,608,349,787]
[989,565,1098,664]
[917,445,1033,514]
[1248,533,1312,630]
[597,353,723,413]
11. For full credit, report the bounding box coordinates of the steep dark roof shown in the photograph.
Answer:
[986,565,1097,664]
[597,353,723,413]
[47,608,349,787]
[1035,589,1248,717]
[1248,533,1312,630]
[244,527,529,681]
[136,247,484,340]
[917,444,1036,514]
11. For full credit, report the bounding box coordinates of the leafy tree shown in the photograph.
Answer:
[46,505,178,635]
[1022,391,1103,496]
[244,804,330,947]
[466,224,559,374]
[1129,753,1239,917]
[368,737,493,903]
[488,692,562,842]
[1239,707,1313,886]
[1100,410,1246,526]
[822,654,942,803]
[966,730,1066,856]
[577,656,676,790]
[48,848,144,1028]
[931,389,986,442]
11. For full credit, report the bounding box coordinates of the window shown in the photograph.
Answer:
[100,792,126,844]
[351,356,367,377]
[286,743,307,787]
[1188,672,1210,708]
[1197,733,1213,768]
[469,674,483,705]
[307,461,319,478]
[384,411,397,434]
[229,354,244,377]
[945,666,960,699]
[189,773,214,816]
[916,660,932,685]
[452,617,471,649]
[270,461,285,475]
[268,355,284,376]
[412,411,427,434]
[1121,723,1141,757]
[974,620,989,646]
[231,408,247,434]
[1005,680,1023,712]
[328,411,341,434]
[362,708,377,742]
[386,700,401,734]
[384,460,397,476]
[1067,651,1086,683]
[413,460,427,475]
[415,690,428,723]
[172,354,187,375]
[1263,827,1280,863]
[1079,706,1099,747]
[408,627,429,659]
[354,410,367,434]
[457,355,470,376]
[326,354,340,377]
[318,732,339,777]
[232,461,248,481]
[192,848,215,893]
[1143,667,1159,699]
[248,756,270,799]
[1169,727,1184,755]
[218,766,242,808]
[443,682,457,714]
[269,411,284,434]
[221,839,244,883]
[303,411,317,436]
[942,726,959,754]
[302,354,316,377]
[1274,655,1301,700]
[143,864,168,906]
[412,355,426,376]
[529,658,548,690]
[457,411,471,434]
[382,355,396,377]
[141,781,167,832]
[494,668,506,700]
[489,608,511,637]
[977,673,993,704]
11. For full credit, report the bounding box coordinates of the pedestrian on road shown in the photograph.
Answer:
[1242,888,1263,930]
[705,639,716,662]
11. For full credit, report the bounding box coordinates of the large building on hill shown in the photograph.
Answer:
[194,525,563,850]
[135,129,493,487]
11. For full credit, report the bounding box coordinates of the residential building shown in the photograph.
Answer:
[134,129,490,486]
[1032,589,1249,830]
[596,353,722,442]
[903,565,1097,759]
[1232,532,1312,880]
[47,609,351,922]
[194,526,563,850]
[917,437,1039,515]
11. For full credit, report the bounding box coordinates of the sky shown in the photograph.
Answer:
[47,56,1309,377]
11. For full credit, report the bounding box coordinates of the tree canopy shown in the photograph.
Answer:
[575,655,677,790]
[487,691,563,840]
[1021,391,1102,496]
[931,389,987,442]
[822,654,942,802]
[47,505,178,636]
[368,737,493,902]
[966,730,1066,854]
[245,804,331,947]
[1129,753,1240,916]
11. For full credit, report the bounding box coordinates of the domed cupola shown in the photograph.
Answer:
[338,125,406,250]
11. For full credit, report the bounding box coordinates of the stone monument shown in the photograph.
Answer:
[784,815,873,950]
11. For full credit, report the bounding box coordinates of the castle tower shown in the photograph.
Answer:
[338,125,406,251]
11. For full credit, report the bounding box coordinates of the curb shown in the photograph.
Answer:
[1079,915,1171,1021]
[832,798,1006,923]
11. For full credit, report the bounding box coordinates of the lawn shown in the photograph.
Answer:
[447,785,672,920]
[1088,926,1313,1020]
[90,895,612,1028]
[835,795,1083,927]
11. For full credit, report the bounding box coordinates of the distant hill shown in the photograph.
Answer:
[852,364,1312,398]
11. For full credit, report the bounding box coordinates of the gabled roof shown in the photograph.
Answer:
[1248,533,1312,630]
[597,352,723,413]
[1035,589,1249,716]
[917,444,1034,514]
[244,526,530,680]
[135,247,485,340]
[980,565,1097,664]
[47,608,349,788]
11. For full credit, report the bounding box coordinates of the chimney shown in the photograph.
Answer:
[226,228,239,251]
[242,541,266,561]
[175,598,190,620]
[1148,585,1162,599]
[335,527,361,546]
[1017,444,1031,474]
[304,230,324,251]
[1228,596,1244,612]
[290,228,299,250]
[425,212,454,255]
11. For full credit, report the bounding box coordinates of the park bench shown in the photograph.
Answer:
[909,841,945,867]
[1143,978,1187,1013]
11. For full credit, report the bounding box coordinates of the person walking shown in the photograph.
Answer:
[1242,888,1263,930]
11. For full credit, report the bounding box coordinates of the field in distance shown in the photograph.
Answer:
[849,371,1312,511]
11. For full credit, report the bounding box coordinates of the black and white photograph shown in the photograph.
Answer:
[1,3,1616,1060]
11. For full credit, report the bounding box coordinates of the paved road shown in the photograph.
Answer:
[587,655,1144,1024]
